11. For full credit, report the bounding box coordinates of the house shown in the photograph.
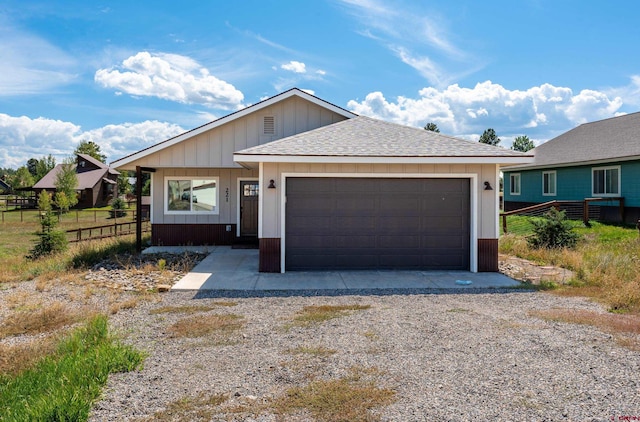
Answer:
[503,112,640,223]
[33,153,119,208]
[0,178,11,193]
[111,88,532,273]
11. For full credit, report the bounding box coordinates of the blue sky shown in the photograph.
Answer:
[2,0,640,168]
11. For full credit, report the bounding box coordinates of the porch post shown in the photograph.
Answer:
[136,166,142,252]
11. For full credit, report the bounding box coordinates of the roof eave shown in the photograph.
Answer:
[502,154,640,171]
[233,154,534,166]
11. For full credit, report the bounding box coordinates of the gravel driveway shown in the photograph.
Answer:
[90,289,640,421]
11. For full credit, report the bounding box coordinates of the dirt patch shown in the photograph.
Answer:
[499,253,574,285]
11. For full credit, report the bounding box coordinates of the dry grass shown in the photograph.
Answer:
[150,302,237,315]
[531,308,640,351]
[286,345,337,357]
[500,224,640,314]
[0,302,82,339]
[137,392,227,422]
[167,313,245,339]
[0,336,59,376]
[291,304,372,327]
[5,290,41,311]
[109,297,140,315]
[272,366,396,422]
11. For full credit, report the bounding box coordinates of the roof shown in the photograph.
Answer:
[234,116,532,165]
[505,111,640,171]
[33,154,117,190]
[110,88,358,169]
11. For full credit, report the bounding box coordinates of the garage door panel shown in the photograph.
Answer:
[286,178,470,271]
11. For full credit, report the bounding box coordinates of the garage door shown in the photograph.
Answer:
[285,178,470,270]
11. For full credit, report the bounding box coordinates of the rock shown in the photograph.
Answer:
[156,284,172,292]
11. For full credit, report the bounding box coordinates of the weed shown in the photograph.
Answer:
[0,302,81,339]
[530,308,640,351]
[150,303,235,315]
[157,258,167,271]
[0,315,144,421]
[287,345,337,357]
[291,304,372,327]
[109,297,139,315]
[0,336,58,377]
[138,392,227,422]
[167,314,245,339]
[273,366,395,422]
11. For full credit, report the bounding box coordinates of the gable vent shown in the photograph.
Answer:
[263,116,275,135]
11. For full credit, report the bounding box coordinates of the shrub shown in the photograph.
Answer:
[109,197,127,218]
[527,208,579,249]
[28,191,68,259]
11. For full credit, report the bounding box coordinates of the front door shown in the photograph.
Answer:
[240,181,259,237]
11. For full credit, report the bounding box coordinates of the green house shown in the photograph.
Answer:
[503,112,640,224]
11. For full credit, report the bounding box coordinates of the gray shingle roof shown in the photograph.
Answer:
[506,111,640,170]
[234,116,530,158]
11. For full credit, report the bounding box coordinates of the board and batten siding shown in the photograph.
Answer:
[261,162,500,240]
[122,96,349,169]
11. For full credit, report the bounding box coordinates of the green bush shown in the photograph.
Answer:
[29,191,68,259]
[109,197,127,218]
[527,207,580,249]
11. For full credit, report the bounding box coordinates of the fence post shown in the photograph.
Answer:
[583,200,589,226]
[502,214,507,234]
[619,197,625,223]
[94,210,97,222]
[76,210,79,223]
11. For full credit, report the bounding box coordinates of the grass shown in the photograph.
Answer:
[0,315,144,422]
[500,220,640,314]
[167,313,245,339]
[0,301,82,339]
[138,392,227,422]
[150,302,237,315]
[273,367,396,422]
[530,308,640,351]
[290,304,372,327]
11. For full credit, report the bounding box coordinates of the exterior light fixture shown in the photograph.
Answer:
[484,181,493,190]
[268,179,276,189]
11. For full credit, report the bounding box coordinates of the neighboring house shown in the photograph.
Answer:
[33,153,119,208]
[503,112,640,223]
[112,88,532,273]
[0,178,11,193]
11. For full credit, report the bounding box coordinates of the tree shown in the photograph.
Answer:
[28,191,67,259]
[511,135,535,152]
[479,128,501,146]
[527,208,579,249]
[74,140,107,163]
[424,122,440,133]
[27,158,39,176]
[35,155,56,180]
[11,166,35,189]
[117,170,132,197]
[54,158,78,212]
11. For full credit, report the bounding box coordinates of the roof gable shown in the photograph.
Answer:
[506,111,640,171]
[111,88,357,169]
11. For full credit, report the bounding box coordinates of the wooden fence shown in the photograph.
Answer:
[66,220,151,243]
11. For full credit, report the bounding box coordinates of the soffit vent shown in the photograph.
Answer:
[263,116,275,135]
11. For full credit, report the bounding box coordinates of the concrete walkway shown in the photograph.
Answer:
[148,246,522,291]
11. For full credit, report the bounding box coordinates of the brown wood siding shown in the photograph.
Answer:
[152,224,236,246]
[477,238,498,272]
[259,238,281,272]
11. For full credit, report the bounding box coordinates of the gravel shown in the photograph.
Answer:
[84,288,640,421]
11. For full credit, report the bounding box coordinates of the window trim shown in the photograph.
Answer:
[509,173,521,196]
[591,165,620,197]
[542,170,556,196]
[164,176,220,215]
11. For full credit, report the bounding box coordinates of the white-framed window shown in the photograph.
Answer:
[542,171,556,196]
[509,173,521,195]
[592,166,620,196]
[165,177,219,214]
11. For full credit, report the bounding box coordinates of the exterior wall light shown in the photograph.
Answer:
[484,181,493,190]
[268,179,276,189]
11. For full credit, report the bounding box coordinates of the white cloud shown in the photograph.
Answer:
[95,52,245,110]
[281,61,307,74]
[316,69,327,76]
[347,80,625,144]
[0,21,77,95]
[301,89,315,96]
[335,0,476,86]
[0,113,184,168]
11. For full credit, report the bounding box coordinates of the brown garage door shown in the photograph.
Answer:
[285,178,470,270]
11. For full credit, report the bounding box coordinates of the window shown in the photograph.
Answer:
[542,171,556,196]
[165,177,219,214]
[592,166,620,196]
[509,173,521,195]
